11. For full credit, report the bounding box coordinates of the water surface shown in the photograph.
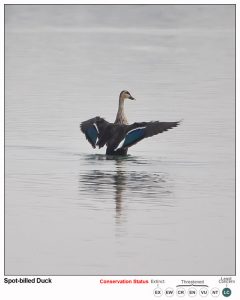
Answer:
[5,5,235,275]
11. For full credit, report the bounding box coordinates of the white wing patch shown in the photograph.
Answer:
[93,123,99,144]
[114,138,125,151]
[127,126,146,134]
[93,123,99,133]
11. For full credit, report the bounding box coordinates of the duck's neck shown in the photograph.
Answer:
[115,98,128,125]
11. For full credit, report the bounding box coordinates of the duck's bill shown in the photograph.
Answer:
[129,96,135,100]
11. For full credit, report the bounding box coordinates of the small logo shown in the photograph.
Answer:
[165,287,174,297]
[188,287,197,297]
[222,288,231,297]
[199,287,209,297]
[210,288,220,297]
[176,287,186,297]
[153,288,163,297]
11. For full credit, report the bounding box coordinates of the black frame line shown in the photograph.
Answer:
[3,3,237,277]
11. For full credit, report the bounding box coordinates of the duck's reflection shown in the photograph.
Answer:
[79,154,172,224]
[79,155,128,222]
[113,159,126,221]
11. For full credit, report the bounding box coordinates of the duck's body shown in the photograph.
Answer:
[80,90,180,155]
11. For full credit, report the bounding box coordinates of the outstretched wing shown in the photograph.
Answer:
[80,117,110,148]
[118,121,180,149]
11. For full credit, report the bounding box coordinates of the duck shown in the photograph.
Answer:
[80,90,180,155]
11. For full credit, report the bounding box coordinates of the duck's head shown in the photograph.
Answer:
[119,90,135,101]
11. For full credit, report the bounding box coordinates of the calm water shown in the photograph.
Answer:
[5,5,235,275]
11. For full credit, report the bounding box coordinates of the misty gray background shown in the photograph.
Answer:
[5,5,235,275]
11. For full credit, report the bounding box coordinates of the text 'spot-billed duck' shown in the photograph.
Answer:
[80,90,180,155]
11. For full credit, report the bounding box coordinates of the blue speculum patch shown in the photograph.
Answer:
[86,126,98,145]
[123,128,145,147]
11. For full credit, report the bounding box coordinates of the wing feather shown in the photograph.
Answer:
[117,121,180,149]
[80,117,109,148]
